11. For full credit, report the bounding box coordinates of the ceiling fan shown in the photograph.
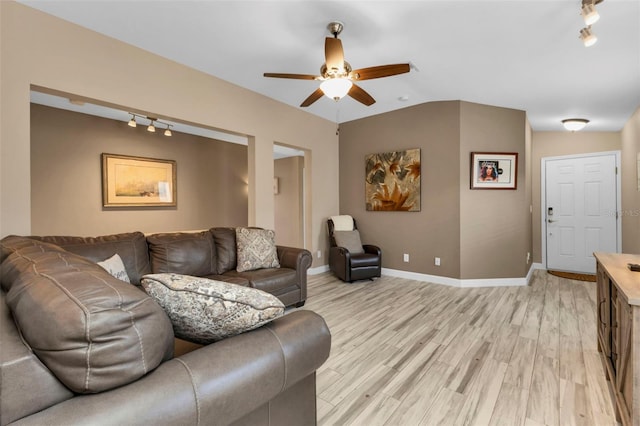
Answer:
[264,21,411,107]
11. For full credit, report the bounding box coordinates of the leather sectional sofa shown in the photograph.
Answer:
[0,229,330,425]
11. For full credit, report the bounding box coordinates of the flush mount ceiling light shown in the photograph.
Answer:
[562,118,590,131]
[127,113,173,136]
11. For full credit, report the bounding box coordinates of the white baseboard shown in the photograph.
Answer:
[308,265,330,275]
[310,264,542,287]
[381,267,529,288]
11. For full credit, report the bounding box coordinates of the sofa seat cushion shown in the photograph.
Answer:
[29,232,151,285]
[147,231,217,276]
[350,253,381,268]
[141,273,284,344]
[224,267,297,295]
[201,274,250,287]
[0,236,174,394]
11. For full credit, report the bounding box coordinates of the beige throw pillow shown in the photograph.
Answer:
[141,273,285,344]
[333,230,365,254]
[235,228,280,272]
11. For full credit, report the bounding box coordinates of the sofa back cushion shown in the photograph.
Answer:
[147,231,217,276]
[30,232,151,285]
[0,236,174,394]
[211,227,237,274]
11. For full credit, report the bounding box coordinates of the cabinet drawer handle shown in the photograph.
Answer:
[598,299,606,325]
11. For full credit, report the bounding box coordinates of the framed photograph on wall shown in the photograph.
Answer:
[470,152,518,190]
[102,153,177,207]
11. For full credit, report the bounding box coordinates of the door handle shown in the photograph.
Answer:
[548,219,557,223]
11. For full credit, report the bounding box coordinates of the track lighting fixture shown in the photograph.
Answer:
[578,0,603,47]
[127,113,173,136]
[562,118,590,131]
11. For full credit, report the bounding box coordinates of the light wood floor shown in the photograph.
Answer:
[302,270,618,426]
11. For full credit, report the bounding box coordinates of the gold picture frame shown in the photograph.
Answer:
[102,153,177,207]
[470,152,518,190]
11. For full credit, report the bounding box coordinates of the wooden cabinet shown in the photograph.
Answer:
[595,252,640,426]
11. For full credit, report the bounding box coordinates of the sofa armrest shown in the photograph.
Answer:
[10,310,331,426]
[276,246,312,302]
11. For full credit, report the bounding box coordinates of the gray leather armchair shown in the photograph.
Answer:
[327,218,381,282]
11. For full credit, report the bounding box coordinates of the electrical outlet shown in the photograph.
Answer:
[435,257,441,266]
[526,252,531,264]
[317,250,321,258]
[403,253,409,262]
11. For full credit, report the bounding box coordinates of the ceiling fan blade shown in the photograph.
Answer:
[263,73,319,80]
[349,64,411,81]
[324,37,345,73]
[300,88,325,107]
[348,84,376,106]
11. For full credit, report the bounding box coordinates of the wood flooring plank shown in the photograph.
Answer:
[384,361,453,426]
[559,379,594,426]
[488,382,529,426]
[526,353,560,426]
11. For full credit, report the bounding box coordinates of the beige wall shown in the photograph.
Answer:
[0,2,338,267]
[530,131,621,263]
[30,104,248,235]
[621,106,640,254]
[459,102,529,279]
[339,100,529,280]
[274,156,304,247]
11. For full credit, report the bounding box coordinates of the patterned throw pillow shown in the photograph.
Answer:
[235,228,280,272]
[141,273,285,344]
[97,253,131,283]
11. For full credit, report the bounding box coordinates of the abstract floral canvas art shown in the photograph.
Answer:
[365,148,421,211]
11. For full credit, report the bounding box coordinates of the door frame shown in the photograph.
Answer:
[540,150,622,270]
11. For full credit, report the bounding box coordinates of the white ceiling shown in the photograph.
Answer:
[19,0,640,132]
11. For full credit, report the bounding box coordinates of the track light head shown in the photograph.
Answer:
[579,26,597,47]
[164,126,172,137]
[128,114,137,128]
[147,119,156,132]
[581,3,600,26]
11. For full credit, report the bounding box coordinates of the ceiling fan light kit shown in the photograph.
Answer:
[264,21,411,107]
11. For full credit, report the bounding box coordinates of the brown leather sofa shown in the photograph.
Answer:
[0,231,330,426]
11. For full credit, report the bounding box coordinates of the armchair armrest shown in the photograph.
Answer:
[363,244,381,257]
[11,310,331,426]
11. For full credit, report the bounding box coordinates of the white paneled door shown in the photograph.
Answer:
[545,154,618,274]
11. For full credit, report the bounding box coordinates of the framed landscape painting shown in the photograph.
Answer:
[102,153,177,207]
[470,152,518,190]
